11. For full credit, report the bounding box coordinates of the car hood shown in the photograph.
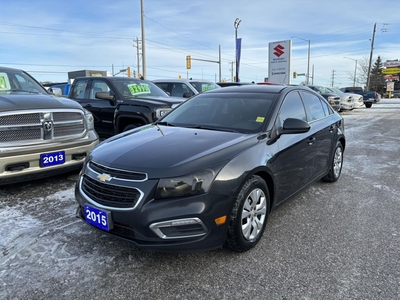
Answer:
[124,95,184,106]
[0,93,84,111]
[90,125,259,178]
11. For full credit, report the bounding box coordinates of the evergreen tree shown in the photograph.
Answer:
[369,56,385,94]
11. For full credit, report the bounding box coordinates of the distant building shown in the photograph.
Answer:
[68,70,107,83]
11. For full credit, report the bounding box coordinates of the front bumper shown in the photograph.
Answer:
[74,173,233,253]
[0,131,98,185]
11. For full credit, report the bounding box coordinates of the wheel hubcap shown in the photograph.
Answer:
[333,146,343,178]
[241,188,267,241]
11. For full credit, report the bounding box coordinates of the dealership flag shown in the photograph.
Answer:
[236,38,242,82]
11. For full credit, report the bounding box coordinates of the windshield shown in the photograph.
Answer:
[110,78,170,98]
[190,81,221,93]
[327,87,343,95]
[159,92,276,133]
[0,69,47,94]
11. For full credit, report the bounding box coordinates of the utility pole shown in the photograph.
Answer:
[133,37,141,78]
[331,70,336,87]
[140,0,146,78]
[229,61,234,82]
[366,23,376,91]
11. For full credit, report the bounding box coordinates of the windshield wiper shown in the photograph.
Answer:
[10,89,39,94]
[187,125,238,133]
[155,121,174,126]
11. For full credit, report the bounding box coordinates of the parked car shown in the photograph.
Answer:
[68,76,184,138]
[339,87,380,108]
[74,84,345,253]
[325,87,354,111]
[330,88,364,108]
[153,79,220,98]
[0,66,99,185]
[308,85,341,111]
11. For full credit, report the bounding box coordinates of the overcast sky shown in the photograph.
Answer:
[1,0,399,87]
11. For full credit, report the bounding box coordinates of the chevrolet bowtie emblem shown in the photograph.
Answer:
[97,173,112,182]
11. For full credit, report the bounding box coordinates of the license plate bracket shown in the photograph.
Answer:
[40,151,65,167]
[84,204,113,231]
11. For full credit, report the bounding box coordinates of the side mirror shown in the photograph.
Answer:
[95,91,116,105]
[282,118,310,134]
[183,92,192,98]
[48,87,62,97]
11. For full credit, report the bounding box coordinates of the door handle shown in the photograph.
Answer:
[84,104,92,108]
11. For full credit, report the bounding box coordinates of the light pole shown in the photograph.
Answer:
[344,57,358,87]
[291,36,310,85]
[234,18,241,83]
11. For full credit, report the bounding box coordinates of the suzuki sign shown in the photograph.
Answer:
[268,40,292,85]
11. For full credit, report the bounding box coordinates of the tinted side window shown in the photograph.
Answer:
[301,91,326,121]
[278,91,307,126]
[71,79,89,99]
[90,79,111,99]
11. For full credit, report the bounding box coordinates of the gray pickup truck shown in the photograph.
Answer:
[0,66,99,185]
[340,87,380,108]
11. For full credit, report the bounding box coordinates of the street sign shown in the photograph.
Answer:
[297,73,306,76]
[382,68,400,75]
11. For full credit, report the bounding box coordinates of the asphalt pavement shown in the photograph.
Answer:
[1,99,399,300]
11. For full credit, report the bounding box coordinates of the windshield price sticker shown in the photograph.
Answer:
[84,204,113,231]
[40,151,65,167]
[202,85,215,92]
[128,84,151,95]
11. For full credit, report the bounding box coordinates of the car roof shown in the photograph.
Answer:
[0,66,24,72]
[152,79,215,83]
[201,84,309,94]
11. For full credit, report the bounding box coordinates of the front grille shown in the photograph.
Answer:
[89,161,147,181]
[0,128,41,142]
[0,113,41,126]
[111,223,136,239]
[81,175,142,208]
[0,110,86,144]
[54,123,85,137]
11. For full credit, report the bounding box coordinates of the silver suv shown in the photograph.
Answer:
[153,79,220,98]
[0,66,99,185]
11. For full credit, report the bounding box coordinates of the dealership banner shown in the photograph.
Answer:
[268,40,291,84]
[236,38,242,82]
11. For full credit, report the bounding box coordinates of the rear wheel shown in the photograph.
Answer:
[322,141,343,182]
[225,175,269,252]
[365,102,372,108]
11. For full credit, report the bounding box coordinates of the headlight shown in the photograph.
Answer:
[156,108,172,119]
[84,109,95,130]
[155,169,216,199]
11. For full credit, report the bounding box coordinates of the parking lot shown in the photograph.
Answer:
[1,99,399,300]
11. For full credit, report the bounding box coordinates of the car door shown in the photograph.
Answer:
[76,79,116,137]
[300,91,336,179]
[272,91,317,203]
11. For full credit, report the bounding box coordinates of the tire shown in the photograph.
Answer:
[365,102,372,108]
[123,124,139,132]
[322,141,343,182]
[225,175,269,252]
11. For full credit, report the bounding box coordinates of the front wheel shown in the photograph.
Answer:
[365,102,372,108]
[322,141,343,182]
[225,175,269,252]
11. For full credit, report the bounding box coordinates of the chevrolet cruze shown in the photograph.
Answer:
[75,85,345,253]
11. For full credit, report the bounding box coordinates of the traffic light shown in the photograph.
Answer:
[293,71,297,78]
[126,67,131,77]
[186,55,191,69]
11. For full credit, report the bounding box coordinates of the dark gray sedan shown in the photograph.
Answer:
[74,85,345,253]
